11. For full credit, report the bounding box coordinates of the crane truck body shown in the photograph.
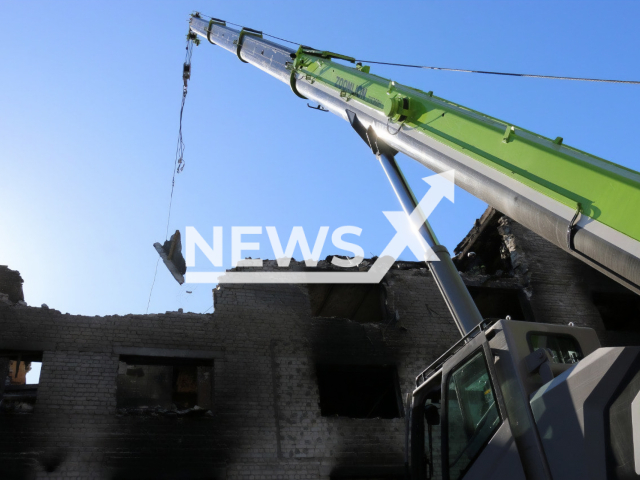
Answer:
[189,15,640,480]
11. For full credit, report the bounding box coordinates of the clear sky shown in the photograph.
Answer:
[2,1,639,316]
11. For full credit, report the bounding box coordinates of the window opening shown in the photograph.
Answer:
[467,286,526,320]
[116,355,213,416]
[26,362,42,384]
[1,351,42,414]
[529,333,582,364]
[591,292,640,332]
[316,364,401,419]
[308,284,385,323]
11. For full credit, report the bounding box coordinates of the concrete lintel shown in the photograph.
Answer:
[0,340,56,352]
[113,346,224,359]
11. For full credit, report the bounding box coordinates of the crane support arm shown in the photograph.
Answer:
[190,15,640,294]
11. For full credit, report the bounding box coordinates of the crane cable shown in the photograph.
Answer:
[196,12,640,85]
[146,33,195,314]
[166,36,194,238]
[350,61,640,85]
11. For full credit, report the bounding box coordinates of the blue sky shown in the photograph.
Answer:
[2,1,639,316]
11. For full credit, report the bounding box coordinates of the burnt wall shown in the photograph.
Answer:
[453,208,640,347]
[504,218,640,346]
[1,212,637,479]
[0,267,459,480]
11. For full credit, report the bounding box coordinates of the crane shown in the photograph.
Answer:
[188,14,640,480]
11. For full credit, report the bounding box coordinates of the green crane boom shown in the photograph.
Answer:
[189,16,640,480]
[189,15,640,294]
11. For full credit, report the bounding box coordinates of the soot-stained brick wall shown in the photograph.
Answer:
[0,267,460,479]
[454,207,640,346]
[508,218,640,346]
[1,209,638,479]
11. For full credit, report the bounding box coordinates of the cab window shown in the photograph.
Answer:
[446,351,501,480]
[529,333,582,364]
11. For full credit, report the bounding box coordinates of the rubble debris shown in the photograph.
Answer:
[0,386,37,414]
[116,404,212,417]
[453,208,512,276]
[453,207,532,290]
[0,266,25,304]
[153,230,187,285]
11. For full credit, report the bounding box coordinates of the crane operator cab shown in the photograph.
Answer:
[409,319,640,480]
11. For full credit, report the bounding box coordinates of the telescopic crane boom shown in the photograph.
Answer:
[189,14,640,299]
[189,15,640,480]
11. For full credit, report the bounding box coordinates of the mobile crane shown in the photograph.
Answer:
[188,14,640,480]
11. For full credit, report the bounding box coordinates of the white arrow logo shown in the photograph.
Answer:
[186,170,456,284]
[381,170,455,263]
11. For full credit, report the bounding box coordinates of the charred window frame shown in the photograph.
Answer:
[116,355,213,416]
[316,364,403,419]
[0,350,42,414]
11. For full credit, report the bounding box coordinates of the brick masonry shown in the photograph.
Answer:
[0,210,638,479]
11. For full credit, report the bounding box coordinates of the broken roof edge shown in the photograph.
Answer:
[453,207,499,263]
[223,256,430,274]
[0,265,25,304]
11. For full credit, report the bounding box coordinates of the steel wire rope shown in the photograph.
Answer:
[194,12,640,85]
[146,36,194,314]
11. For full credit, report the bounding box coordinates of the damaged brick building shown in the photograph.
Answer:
[1,208,639,479]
